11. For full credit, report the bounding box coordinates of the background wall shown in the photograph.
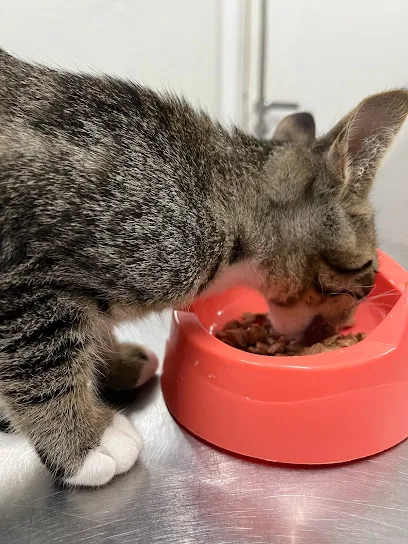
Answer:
[0,0,220,116]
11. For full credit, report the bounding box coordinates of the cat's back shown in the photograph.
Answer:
[0,48,226,239]
[0,48,196,165]
[0,49,141,138]
[0,48,54,117]
[0,48,26,106]
[0,49,136,194]
[0,48,226,200]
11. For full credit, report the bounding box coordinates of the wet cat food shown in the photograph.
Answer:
[215,313,366,356]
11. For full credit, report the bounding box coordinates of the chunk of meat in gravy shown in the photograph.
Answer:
[215,313,366,356]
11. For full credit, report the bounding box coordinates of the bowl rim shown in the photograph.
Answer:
[173,250,408,371]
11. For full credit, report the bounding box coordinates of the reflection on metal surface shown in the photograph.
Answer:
[2,256,408,543]
[3,375,408,544]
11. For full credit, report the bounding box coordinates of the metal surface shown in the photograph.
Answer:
[2,246,408,544]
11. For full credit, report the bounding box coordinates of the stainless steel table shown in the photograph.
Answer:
[2,245,408,544]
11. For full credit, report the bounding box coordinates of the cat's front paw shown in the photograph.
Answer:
[64,413,142,487]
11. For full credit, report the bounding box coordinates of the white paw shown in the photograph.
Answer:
[64,414,142,487]
[136,347,159,387]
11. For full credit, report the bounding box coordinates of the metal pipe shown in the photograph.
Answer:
[254,0,298,139]
[254,0,268,139]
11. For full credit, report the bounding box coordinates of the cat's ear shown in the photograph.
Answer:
[325,90,408,196]
[272,112,315,145]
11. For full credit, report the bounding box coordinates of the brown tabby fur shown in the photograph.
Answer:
[1,47,407,483]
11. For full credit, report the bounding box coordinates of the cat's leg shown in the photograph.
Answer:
[0,292,142,486]
[100,334,159,392]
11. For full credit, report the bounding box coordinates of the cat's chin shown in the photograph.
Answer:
[267,303,316,340]
[197,261,261,300]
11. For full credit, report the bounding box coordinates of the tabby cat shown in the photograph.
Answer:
[1,48,407,486]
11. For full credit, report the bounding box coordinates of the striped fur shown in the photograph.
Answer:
[1,48,407,485]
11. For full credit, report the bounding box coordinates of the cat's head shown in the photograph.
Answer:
[256,90,408,337]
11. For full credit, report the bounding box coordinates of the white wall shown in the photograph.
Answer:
[0,0,220,115]
[264,0,408,133]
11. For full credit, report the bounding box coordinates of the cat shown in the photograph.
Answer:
[1,47,407,487]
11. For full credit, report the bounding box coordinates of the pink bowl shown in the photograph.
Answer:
[162,251,408,463]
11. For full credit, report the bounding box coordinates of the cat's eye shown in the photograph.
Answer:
[322,259,373,276]
[333,260,373,275]
[327,289,351,297]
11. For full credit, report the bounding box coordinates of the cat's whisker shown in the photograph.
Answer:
[360,289,401,304]
[367,290,401,301]
[364,300,397,321]
[366,301,394,309]
[317,274,376,300]
[354,282,376,289]
[317,274,358,299]
[365,302,388,319]
[317,274,326,295]
[330,291,357,302]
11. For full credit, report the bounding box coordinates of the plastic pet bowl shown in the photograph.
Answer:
[162,251,408,464]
